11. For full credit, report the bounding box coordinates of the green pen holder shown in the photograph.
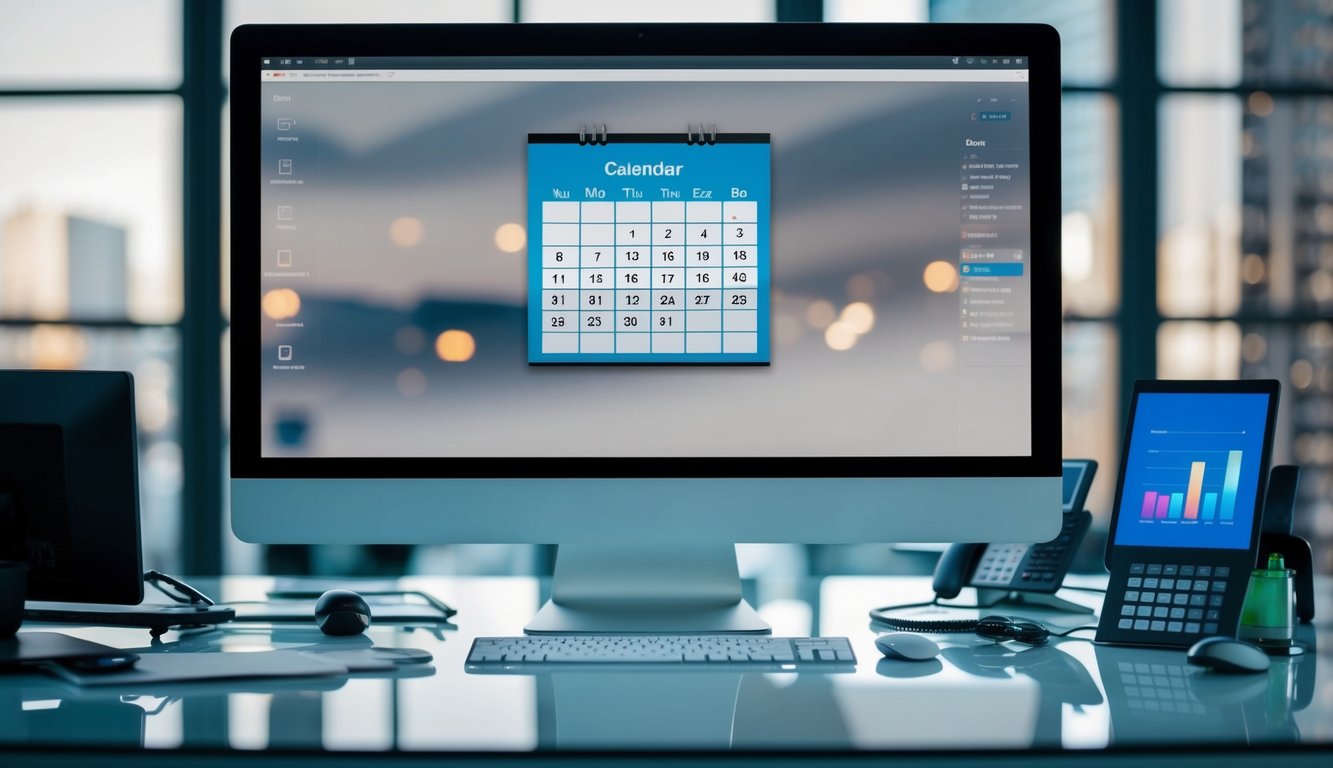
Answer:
[1240,553,1296,650]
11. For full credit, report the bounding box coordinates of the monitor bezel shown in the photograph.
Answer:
[1103,378,1281,570]
[230,22,1061,480]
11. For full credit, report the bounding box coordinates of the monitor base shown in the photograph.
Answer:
[974,588,1096,615]
[524,542,771,635]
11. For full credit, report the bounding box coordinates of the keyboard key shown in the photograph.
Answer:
[1215,567,1230,577]
[1163,565,1179,576]
[1193,580,1209,591]
[1179,565,1196,577]
[1210,595,1224,607]
[1127,577,1142,588]
[1204,623,1218,634]
[1153,607,1168,619]
[1185,622,1200,633]
[1134,620,1149,630]
[1121,604,1135,616]
[1212,581,1228,592]
[1130,563,1146,575]
[1197,566,1213,577]
[1168,621,1182,633]
[1157,593,1173,605]
[1119,619,1133,629]
[1125,591,1140,602]
[1150,621,1166,631]
[1143,577,1159,589]
[1147,564,1163,575]
[1206,610,1220,621]
[1173,593,1189,605]
[1190,594,1207,607]
[1160,578,1175,590]
[1187,609,1203,620]
[1141,592,1156,603]
[1170,607,1186,619]
[1137,605,1152,617]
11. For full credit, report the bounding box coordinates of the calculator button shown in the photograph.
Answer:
[1119,619,1133,630]
[1173,594,1189,606]
[1126,577,1142,588]
[1206,610,1220,622]
[1190,595,1207,607]
[1150,621,1166,632]
[1204,623,1218,634]
[1170,607,1186,619]
[1179,566,1196,577]
[1153,607,1168,619]
[1168,621,1183,633]
[1163,565,1179,576]
[1187,609,1203,620]
[1141,592,1156,603]
[1197,566,1213,577]
[1124,591,1140,602]
[1209,595,1224,607]
[1130,564,1146,575]
[1160,578,1175,590]
[1143,578,1159,589]
[1215,567,1230,578]
[1185,622,1200,633]
[1157,593,1173,605]
[1146,565,1163,576]
[1137,606,1152,618]
[1193,580,1209,591]
[1121,604,1135,616]
[1134,620,1149,630]
[1211,581,1227,592]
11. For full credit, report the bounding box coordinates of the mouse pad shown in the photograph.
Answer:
[0,632,127,669]
[233,600,449,624]
[47,648,347,687]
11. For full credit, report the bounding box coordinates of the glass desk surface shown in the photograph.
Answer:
[2,575,1331,761]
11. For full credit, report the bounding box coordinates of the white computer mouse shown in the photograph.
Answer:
[875,632,941,661]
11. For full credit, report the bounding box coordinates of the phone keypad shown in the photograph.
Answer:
[1114,562,1231,635]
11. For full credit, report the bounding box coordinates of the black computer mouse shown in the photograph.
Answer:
[1186,636,1270,674]
[314,589,372,636]
[874,632,941,661]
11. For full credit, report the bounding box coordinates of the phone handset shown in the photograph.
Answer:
[932,543,987,599]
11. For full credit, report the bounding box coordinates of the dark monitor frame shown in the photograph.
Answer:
[0,370,143,604]
[229,22,1062,481]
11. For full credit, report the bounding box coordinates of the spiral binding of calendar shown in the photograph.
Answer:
[578,123,609,145]
[686,124,718,145]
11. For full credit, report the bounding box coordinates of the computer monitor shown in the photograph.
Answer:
[230,23,1062,633]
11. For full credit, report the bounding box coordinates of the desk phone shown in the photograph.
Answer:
[932,459,1095,599]
[1095,380,1280,648]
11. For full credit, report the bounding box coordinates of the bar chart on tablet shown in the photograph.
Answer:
[1137,449,1243,523]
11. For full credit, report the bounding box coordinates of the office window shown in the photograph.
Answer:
[4,1,1328,577]
[1158,0,1333,570]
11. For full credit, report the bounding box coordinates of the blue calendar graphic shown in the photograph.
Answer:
[527,134,771,364]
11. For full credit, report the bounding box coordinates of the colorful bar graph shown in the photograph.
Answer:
[1155,495,1170,519]
[1221,450,1242,520]
[1141,491,1159,519]
[1168,492,1184,519]
[1185,461,1205,519]
[1203,492,1218,520]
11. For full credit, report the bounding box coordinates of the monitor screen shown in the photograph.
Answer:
[256,54,1034,460]
[1112,392,1273,551]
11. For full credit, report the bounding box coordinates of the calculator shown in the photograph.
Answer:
[1095,380,1280,648]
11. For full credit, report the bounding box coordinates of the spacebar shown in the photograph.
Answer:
[541,651,684,663]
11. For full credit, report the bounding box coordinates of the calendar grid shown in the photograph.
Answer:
[528,134,770,364]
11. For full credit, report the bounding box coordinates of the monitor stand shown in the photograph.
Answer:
[524,543,771,635]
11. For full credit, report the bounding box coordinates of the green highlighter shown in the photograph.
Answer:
[1239,553,1300,653]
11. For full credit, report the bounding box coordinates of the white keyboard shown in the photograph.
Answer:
[466,635,856,669]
